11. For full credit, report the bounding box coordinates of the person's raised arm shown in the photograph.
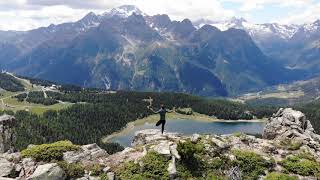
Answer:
[148,106,158,114]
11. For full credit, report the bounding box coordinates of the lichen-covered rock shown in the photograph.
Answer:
[28,163,65,180]
[0,115,16,153]
[263,108,320,148]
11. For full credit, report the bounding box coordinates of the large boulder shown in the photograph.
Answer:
[0,115,16,153]
[28,163,65,180]
[263,108,320,144]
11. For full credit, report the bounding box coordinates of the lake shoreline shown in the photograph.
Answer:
[102,112,266,143]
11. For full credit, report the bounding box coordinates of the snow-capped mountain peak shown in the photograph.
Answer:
[195,17,299,40]
[302,20,320,34]
[108,5,145,18]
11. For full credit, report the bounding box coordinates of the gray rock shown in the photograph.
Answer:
[263,108,320,148]
[167,156,177,180]
[0,115,17,153]
[63,144,108,164]
[132,129,181,146]
[211,137,230,149]
[169,144,180,159]
[21,157,37,178]
[28,163,65,180]
[152,141,171,156]
[191,134,200,143]
[107,172,115,180]
[103,166,111,173]
[0,158,14,177]
[1,152,21,163]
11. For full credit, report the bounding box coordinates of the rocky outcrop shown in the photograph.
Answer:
[63,143,108,165]
[2,109,320,179]
[0,115,16,153]
[263,108,320,149]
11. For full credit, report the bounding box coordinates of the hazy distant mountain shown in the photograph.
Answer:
[0,6,302,96]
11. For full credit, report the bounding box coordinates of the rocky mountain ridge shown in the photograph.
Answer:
[0,5,301,96]
[1,108,320,179]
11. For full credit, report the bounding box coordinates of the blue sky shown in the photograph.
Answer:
[0,0,319,30]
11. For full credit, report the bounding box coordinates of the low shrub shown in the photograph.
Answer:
[232,150,274,179]
[87,164,104,176]
[177,140,206,176]
[21,140,80,162]
[177,140,204,161]
[265,172,298,180]
[57,161,85,179]
[99,142,124,154]
[117,151,169,180]
[281,155,320,177]
[280,139,303,151]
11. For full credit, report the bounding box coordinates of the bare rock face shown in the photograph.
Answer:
[0,115,17,153]
[263,108,320,145]
[63,143,109,165]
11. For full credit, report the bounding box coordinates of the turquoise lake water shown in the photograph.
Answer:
[109,119,266,147]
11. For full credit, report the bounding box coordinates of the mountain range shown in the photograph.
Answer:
[195,18,320,74]
[0,5,315,96]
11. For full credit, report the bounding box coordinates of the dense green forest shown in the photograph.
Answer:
[0,73,25,92]
[14,91,58,105]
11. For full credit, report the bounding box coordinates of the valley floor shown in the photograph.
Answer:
[0,73,72,114]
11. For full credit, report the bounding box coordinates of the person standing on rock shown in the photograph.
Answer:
[149,104,173,134]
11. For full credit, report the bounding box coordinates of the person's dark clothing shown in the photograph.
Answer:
[155,108,168,134]
[156,119,166,134]
[157,108,167,120]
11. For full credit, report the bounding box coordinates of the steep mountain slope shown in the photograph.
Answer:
[0,6,300,96]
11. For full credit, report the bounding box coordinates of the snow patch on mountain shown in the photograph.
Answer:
[195,17,300,40]
[107,5,145,18]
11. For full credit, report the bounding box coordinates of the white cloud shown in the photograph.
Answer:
[278,2,320,24]
[0,0,235,31]
[0,5,96,30]
[0,0,318,30]
[130,0,234,21]
[221,0,314,11]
